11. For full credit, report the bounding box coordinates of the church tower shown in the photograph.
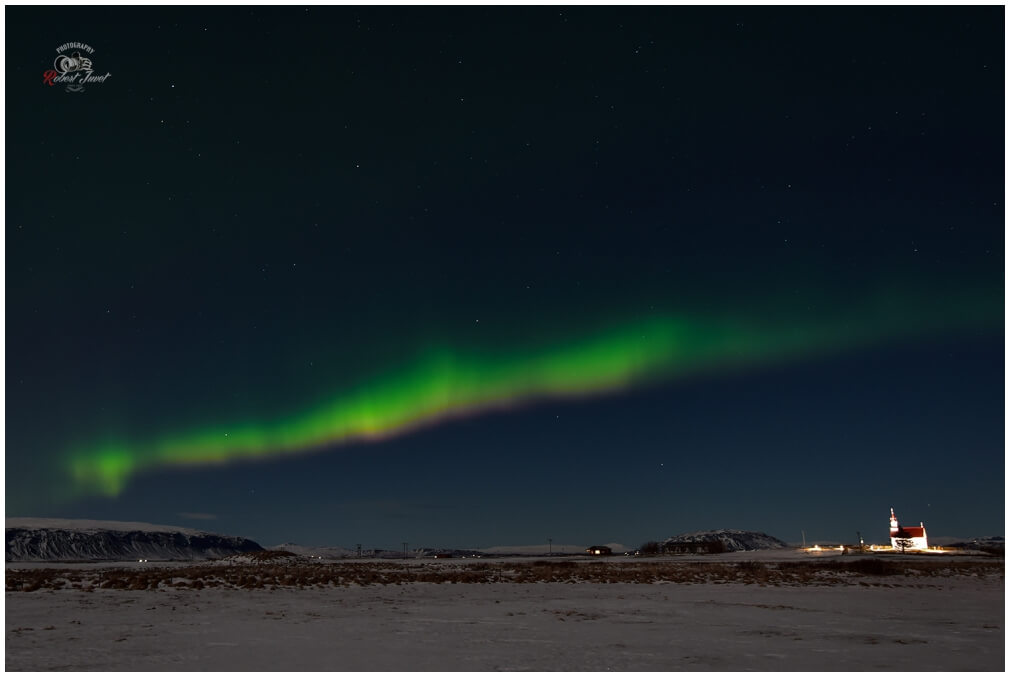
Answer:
[889,507,900,538]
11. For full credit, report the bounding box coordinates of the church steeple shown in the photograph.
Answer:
[889,507,899,536]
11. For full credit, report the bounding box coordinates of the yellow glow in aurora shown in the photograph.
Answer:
[63,290,996,499]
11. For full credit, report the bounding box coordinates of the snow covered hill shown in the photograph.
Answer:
[5,518,263,562]
[663,529,788,552]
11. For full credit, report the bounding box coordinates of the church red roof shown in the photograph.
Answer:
[895,526,926,538]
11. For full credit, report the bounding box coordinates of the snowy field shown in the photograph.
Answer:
[6,555,1003,671]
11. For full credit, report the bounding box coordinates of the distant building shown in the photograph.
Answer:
[586,545,612,556]
[889,507,928,550]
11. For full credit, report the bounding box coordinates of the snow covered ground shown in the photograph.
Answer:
[6,557,1003,671]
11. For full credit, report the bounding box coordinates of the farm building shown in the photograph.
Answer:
[586,545,612,556]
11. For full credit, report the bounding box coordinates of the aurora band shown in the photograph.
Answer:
[63,283,999,500]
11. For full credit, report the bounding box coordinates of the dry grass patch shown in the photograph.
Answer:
[6,557,1002,592]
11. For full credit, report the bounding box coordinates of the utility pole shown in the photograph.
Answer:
[548,538,552,555]
[801,530,806,548]
[402,542,408,560]
[356,543,362,558]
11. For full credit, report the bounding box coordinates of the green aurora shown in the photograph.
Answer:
[61,282,999,501]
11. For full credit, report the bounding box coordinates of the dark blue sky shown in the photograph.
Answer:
[6,6,1004,548]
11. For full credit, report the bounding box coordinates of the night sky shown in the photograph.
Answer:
[7,6,1004,549]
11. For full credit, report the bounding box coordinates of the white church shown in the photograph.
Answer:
[889,507,928,551]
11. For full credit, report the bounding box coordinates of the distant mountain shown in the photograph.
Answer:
[942,536,1004,553]
[5,518,263,562]
[481,543,630,556]
[272,543,360,559]
[663,529,788,552]
[272,544,441,559]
